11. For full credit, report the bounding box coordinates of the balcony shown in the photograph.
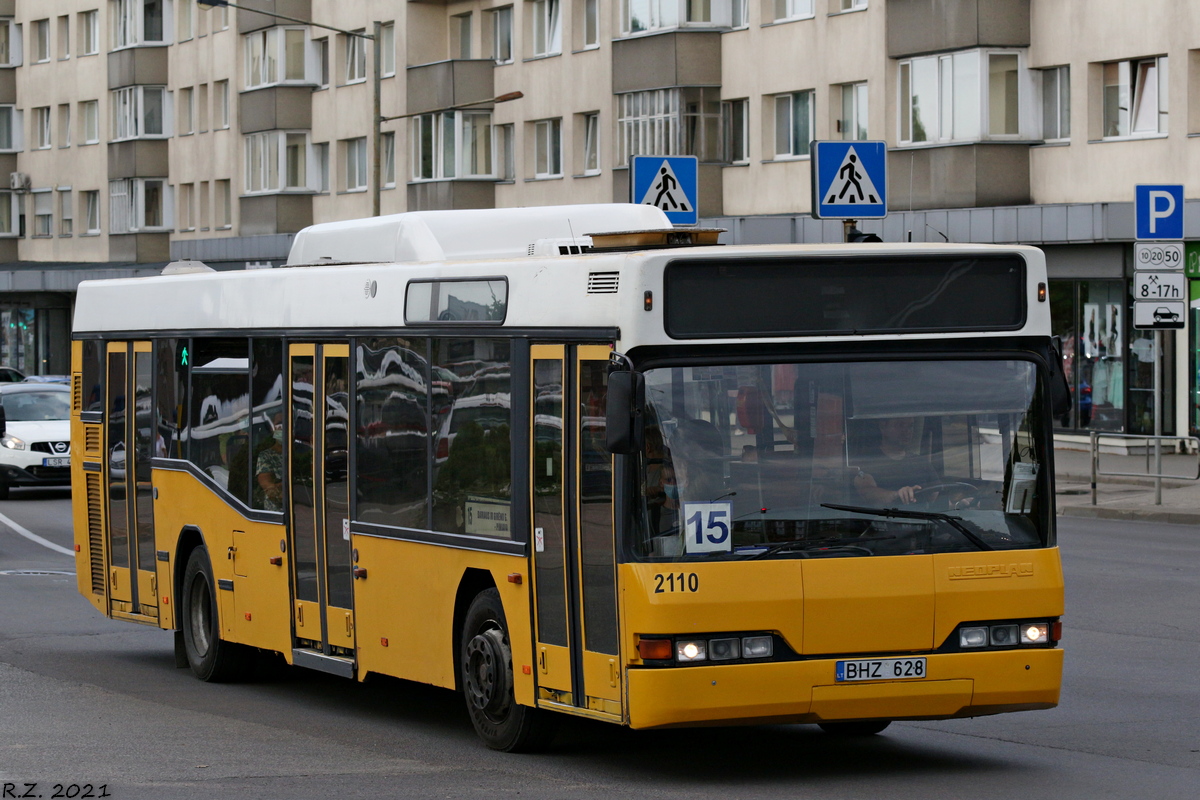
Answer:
[239,87,313,133]
[237,0,311,34]
[612,30,721,93]
[108,46,168,89]
[406,59,495,117]
[887,0,1029,59]
[888,143,1030,210]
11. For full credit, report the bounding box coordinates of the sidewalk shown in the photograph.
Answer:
[1054,446,1200,525]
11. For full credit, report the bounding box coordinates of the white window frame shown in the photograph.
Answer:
[497,123,515,180]
[344,31,367,84]
[81,10,100,55]
[731,0,749,29]
[0,191,18,236]
[314,142,330,192]
[83,190,101,234]
[34,19,51,63]
[488,7,513,65]
[774,90,814,158]
[58,104,71,148]
[898,48,1032,145]
[344,137,368,190]
[583,112,600,175]
[81,100,99,144]
[111,86,171,141]
[244,27,311,90]
[411,112,497,181]
[112,0,172,50]
[244,131,314,194]
[0,106,24,152]
[57,16,70,60]
[32,189,53,237]
[619,88,681,165]
[773,0,815,24]
[722,98,749,164]
[840,81,868,140]
[109,178,172,233]
[582,0,600,48]
[380,23,395,77]
[215,80,230,128]
[33,107,52,150]
[215,179,232,228]
[59,188,73,236]
[179,86,194,135]
[177,0,194,42]
[1041,65,1070,141]
[531,0,562,57]
[838,0,867,11]
[622,0,732,35]
[1102,56,1167,139]
[382,132,396,187]
[533,118,563,178]
[0,21,22,67]
[454,14,471,60]
[178,182,194,230]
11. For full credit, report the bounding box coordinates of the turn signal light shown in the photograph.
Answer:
[637,638,673,660]
[1051,620,1062,641]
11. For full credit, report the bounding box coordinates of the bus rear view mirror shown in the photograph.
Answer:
[606,371,645,454]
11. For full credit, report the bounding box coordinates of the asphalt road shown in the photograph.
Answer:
[1,489,1197,799]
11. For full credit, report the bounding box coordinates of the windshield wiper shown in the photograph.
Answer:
[820,503,994,551]
[741,534,897,560]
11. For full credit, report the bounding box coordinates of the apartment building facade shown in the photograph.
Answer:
[0,0,1196,437]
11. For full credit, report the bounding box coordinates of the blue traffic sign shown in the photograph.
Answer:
[1135,184,1184,240]
[812,141,887,219]
[631,155,698,225]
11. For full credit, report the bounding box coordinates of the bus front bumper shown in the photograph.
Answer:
[625,648,1062,729]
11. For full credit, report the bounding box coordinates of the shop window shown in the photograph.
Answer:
[1050,279,1136,433]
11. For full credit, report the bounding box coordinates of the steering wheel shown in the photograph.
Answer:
[913,482,979,499]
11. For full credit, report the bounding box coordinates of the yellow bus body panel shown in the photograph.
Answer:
[350,535,535,705]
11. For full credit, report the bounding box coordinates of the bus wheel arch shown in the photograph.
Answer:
[178,539,248,682]
[173,525,206,631]
[452,569,498,693]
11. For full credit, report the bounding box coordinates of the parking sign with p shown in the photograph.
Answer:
[1135,184,1184,240]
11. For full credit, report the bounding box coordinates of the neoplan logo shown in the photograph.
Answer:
[948,563,1035,580]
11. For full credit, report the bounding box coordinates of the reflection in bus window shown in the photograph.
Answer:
[188,339,250,496]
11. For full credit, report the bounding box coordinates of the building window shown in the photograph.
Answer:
[111,86,168,140]
[58,104,71,147]
[732,0,748,28]
[214,80,230,128]
[314,142,329,191]
[774,0,815,23]
[343,137,368,190]
[582,0,599,47]
[531,0,562,57]
[81,10,99,55]
[0,106,21,151]
[59,190,73,235]
[109,178,170,233]
[774,90,814,158]
[382,132,396,187]
[179,86,194,134]
[33,190,53,237]
[245,27,309,89]
[1049,280,1133,433]
[83,190,100,234]
[534,118,562,178]
[34,19,50,63]
[453,14,471,60]
[497,123,515,180]
[34,107,52,149]
[839,0,867,10]
[244,131,311,194]
[79,100,99,144]
[381,22,396,76]
[1103,57,1167,138]
[197,83,209,131]
[899,49,1027,144]
[722,98,749,163]
[198,181,209,229]
[178,182,194,230]
[178,0,194,42]
[412,112,495,180]
[487,7,513,64]
[840,81,868,140]
[112,0,167,49]
[315,38,329,87]
[583,112,600,174]
[0,191,17,236]
[0,21,22,68]
[1041,65,1070,141]
[215,179,231,227]
[57,16,70,59]
[344,31,367,83]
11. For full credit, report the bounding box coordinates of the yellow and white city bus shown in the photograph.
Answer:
[71,203,1067,751]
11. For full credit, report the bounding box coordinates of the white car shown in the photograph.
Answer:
[0,384,72,499]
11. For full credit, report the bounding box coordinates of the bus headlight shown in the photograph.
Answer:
[1021,623,1049,644]
[989,624,1019,646]
[959,627,988,648]
[676,640,707,662]
[708,638,740,661]
[741,636,773,658]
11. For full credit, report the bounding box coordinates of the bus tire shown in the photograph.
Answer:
[181,546,246,682]
[818,720,891,736]
[460,588,557,752]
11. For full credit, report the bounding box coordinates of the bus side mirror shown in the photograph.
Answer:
[606,371,645,454]
[1048,337,1071,417]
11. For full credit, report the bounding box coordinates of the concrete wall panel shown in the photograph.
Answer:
[239,194,314,236]
[239,86,314,133]
[108,47,169,89]
[406,180,495,212]
[108,140,170,180]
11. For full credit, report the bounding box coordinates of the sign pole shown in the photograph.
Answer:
[1154,329,1162,504]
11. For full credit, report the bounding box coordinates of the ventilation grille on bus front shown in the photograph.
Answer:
[86,471,104,595]
[587,272,619,293]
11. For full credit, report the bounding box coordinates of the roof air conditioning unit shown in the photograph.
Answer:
[9,172,30,192]
[527,237,593,257]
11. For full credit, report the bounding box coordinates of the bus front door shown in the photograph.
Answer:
[530,345,621,717]
[104,341,157,620]
[287,344,356,675]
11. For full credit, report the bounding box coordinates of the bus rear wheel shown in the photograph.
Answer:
[460,588,556,752]
[818,720,892,736]
[181,546,247,682]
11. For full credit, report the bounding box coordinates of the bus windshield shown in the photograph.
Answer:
[635,359,1048,562]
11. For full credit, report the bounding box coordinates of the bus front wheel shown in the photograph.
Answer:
[181,546,246,682]
[460,588,556,752]
[819,720,892,736]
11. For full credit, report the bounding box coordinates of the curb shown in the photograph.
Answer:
[1056,473,1195,490]
[1059,505,1200,526]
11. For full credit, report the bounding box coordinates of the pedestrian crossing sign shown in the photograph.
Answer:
[631,155,699,225]
[811,141,888,220]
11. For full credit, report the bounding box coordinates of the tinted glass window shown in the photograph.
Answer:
[189,338,250,500]
[81,339,103,413]
[405,280,507,323]
[356,337,430,529]
[249,339,284,511]
[154,339,187,459]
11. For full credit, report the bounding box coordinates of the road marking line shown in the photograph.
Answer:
[0,510,75,557]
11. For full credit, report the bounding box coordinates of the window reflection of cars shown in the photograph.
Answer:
[435,394,510,465]
[0,384,72,497]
